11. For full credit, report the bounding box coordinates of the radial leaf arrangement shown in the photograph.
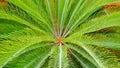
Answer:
[0,0,120,68]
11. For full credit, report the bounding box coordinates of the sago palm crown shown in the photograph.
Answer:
[0,0,120,68]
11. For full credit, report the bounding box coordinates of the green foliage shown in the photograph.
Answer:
[0,0,120,68]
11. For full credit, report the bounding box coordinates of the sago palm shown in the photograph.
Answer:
[0,0,120,68]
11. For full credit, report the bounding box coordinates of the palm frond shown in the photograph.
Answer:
[0,0,120,68]
[3,45,53,68]
[65,40,120,68]
[65,32,120,50]
[73,12,120,35]
[0,11,45,33]
[63,0,120,37]
[0,19,24,34]
[0,28,54,67]
[65,44,97,67]
[69,49,96,68]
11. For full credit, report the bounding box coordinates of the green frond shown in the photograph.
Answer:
[7,0,48,24]
[63,0,120,37]
[33,46,55,68]
[73,12,120,35]
[69,49,96,68]
[0,0,120,68]
[3,45,53,68]
[58,0,71,35]
[0,28,54,68]
[48,46,69,68]
[48,46,59,68]
[65,31,120,50]
[0,11,45,34]
[61,46,69,68]
[65,44,97,67]
[81,44,120,68]
[67,56,83,68]
[0,1,53,34]
[0,19,24,34]
[82,33,120,50]
[65,40,120,68]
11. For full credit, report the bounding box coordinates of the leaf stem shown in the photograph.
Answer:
[59,43,62,68]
